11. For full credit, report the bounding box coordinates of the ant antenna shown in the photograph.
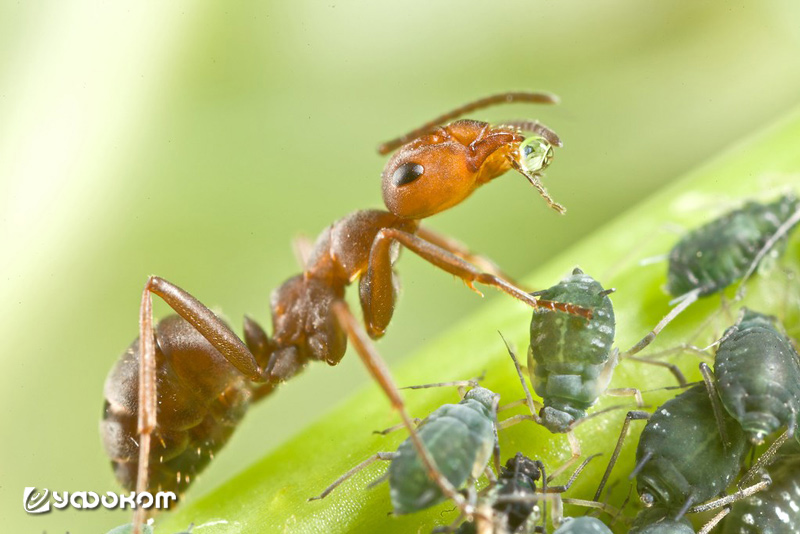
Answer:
[377,91,559,155]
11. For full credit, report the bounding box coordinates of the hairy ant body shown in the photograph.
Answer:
[99,92,590,533]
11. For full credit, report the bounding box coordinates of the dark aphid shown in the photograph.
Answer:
[552,517,613,534]
[705,308,800,445]
[626,193,800,357]
[454,453,545,534]
[628,507,694,534]
[667,194,800,298]
[721,443,800,534]
[454,453,610,534]
[310,386,499,515]
[634,385,749,513]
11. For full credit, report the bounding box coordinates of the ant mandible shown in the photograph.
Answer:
[100,92,591,533]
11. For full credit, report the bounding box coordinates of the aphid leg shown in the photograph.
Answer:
[697,508,731,534]
[674,494,695,521]
[604,388,644,407]
[735,206,800,300]
[332,301,475,518]
[308,452,399,501]
[499,335,543,424]
[546,454,600,494]
[594,411,650,501]
[291,234,314,269]
[629,451,653,480]
[622,288,701,358]
[372,418,423,436]
[363,228,591,319]
[547,431,582,482]
[698,363,731,449]
[377,91,558,155]
[416,226,525,289]
[688,474,772,514]
[622,355,688,386]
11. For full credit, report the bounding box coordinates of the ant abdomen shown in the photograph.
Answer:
[101,315,252,495]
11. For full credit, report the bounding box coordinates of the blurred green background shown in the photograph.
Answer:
[2,2,800,532]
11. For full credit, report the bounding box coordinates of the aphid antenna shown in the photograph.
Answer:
[640,381,702,394]
[696,508,731,534]
[308,451,400,501]
[377,91,559,155]
[594,410,651,501]
[628,451,653,480]
[498,333,544,426]
[687,473,771,515]
[738,428,791,488]
[735,205,800,301]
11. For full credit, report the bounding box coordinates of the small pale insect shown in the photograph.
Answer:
[310,386,498,515]
[709,308,800,445]
[634,385,749,514]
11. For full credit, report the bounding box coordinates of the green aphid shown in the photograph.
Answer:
[710,309,800,445]
[635,385,748,515]
[626,193,800,358]
[528,267,617,432]
[667,193,800,298]
[310,387,498,516]
[722,442,800,534]
[388,387,497,514]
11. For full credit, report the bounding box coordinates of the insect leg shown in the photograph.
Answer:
[699,363,731,449]
[372,418,423,436]
[688,474,772,514]
[738,428,791,487]
[594,411,650,501]
[697,507,731,534]
[363,228,592,320]
[132,284,156,534]
[331,301,475,518]
[308,452,398,501]
[416,226,525,289]
[547,431,582,482]
[622,288,701,358]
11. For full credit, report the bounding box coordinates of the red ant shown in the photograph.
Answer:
[99,92,591,533]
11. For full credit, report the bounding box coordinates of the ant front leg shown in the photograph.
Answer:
[131,276,263,534]
[360,227,591,339]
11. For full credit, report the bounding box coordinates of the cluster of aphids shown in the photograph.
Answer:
[100,93,800,534]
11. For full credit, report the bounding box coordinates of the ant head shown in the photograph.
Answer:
[378,92,566,219]
[382,124,564,219]
[381,120,523,219]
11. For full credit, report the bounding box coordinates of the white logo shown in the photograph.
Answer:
[22,487,176,514]
[23,487,51,514]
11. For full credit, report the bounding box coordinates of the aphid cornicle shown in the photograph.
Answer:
[706,308,800,445]
[722,441,800,534]
[100,92,596,532]
[309,386,499,515]
[626,193,800,357]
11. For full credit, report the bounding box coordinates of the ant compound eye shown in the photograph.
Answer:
[391,162,425,187]
[519,136,554,174]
